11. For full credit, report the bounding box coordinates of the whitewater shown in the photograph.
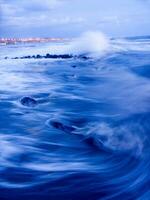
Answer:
[0,32,150,200]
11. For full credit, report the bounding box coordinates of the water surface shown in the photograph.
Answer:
[0,37,150,200]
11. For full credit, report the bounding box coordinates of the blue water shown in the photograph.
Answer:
[0,37,150,200]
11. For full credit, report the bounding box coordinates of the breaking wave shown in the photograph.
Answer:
[66,31,109,56]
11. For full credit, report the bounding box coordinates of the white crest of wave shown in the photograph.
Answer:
[66,31,109,56]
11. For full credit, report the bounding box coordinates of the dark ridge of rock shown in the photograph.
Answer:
[50,120,76,133]
[60,54,73,59]
[11,54,90,60]
[45,54,73,59]
[20,96,38,107]
[24,55,31,59]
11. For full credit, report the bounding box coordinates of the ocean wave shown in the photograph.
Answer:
[0,34,150,199]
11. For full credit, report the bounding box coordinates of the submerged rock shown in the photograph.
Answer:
[50,120,76,133]
[72,65,77,68]
[20,96,38,107]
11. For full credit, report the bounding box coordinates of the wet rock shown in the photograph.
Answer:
[50,120,76,133]
[45,54,73,59]
[81,56,89,60]
[20,96,38,107]
[72,65,77,68]
[11,54,90,60]
[78,55,90,60]
[60,54,73,59]
[24,55,31,59]
[45,53,51,58]
[36,54,42,59]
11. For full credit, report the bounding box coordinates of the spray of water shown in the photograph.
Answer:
[67,31,110,56]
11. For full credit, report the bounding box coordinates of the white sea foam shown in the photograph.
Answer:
[85,122,144,155]
[65,31,110,56]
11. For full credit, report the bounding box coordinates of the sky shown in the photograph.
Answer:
[0,0,150,38]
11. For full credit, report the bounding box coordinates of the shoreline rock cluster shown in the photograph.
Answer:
[5,53,90,60]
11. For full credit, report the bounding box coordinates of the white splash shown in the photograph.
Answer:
[67,31,110,56]
[85,122,144,156]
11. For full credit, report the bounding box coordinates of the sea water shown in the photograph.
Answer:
[0,32,150,200]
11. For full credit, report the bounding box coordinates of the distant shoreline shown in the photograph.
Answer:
[0,38,70,45]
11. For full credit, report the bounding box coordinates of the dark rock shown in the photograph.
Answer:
[20,96,38,107]
[45,54,73,59]
[84,137,96,147]
[79,55,90,60]
[24,55,31,59]
[60,54,73,59]
[76,54,90,60]
[45,53,51,58]
[51,55,58,58]
[36,54,42,59]
[11,54,89,60]
[72,65,77,68]
[50,120,76,133]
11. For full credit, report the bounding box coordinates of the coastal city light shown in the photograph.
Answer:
[0,38,68,45]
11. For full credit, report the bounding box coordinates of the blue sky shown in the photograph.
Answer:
[0,0,150,37]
